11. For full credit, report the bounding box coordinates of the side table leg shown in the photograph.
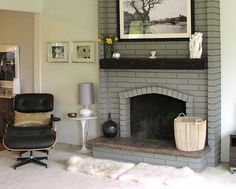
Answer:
[79,119,91,154]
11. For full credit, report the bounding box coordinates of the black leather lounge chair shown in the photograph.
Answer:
[2,93,60,169]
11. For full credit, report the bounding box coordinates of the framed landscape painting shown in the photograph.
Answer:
[118,0,194,40]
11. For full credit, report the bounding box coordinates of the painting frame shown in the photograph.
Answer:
[47,41,69,63]
[0,45,20,81]
[72,41,95,63]
[117,0,194,41]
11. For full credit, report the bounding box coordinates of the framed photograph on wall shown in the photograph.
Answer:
[47,42,69,63]
[118,0,194,40]
[0,45,20,81]
[72,41,95,63]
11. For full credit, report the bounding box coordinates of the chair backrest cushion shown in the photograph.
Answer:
[13,93,53,127]
[14,111,51,127]
[14,93,53,113]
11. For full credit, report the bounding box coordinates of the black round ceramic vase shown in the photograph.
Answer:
[103,113,118,137]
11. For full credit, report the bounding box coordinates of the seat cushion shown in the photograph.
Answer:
[3,128,56,150]
[14,111,51,127]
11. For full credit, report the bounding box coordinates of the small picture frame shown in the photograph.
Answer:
[72,41,95,63]
[47,42,69,63]
[0,45,20,81]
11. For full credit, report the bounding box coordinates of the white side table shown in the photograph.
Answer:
[68,115,97,153]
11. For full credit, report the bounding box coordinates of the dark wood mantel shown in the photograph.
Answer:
[100,57,207,70]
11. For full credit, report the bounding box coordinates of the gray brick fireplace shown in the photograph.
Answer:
[94,68,209,172]
[90,0,221,171]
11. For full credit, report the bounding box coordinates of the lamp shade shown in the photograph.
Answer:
[79,83,95,105]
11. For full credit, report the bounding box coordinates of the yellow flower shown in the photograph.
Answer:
[98,35,118,45]
[106,37,113,45]
[98,37,102,43]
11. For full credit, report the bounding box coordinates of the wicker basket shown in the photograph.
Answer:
[174,113,206,151]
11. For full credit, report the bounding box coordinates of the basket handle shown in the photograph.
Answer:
[177,113,186,117]
[195,119,203,124]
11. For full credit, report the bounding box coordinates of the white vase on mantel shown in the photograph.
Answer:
[189,32,203,59]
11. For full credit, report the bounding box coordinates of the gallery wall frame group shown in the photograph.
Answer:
[47,41,96,63]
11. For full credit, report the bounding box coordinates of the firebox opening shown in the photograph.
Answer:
[130,94,186,142]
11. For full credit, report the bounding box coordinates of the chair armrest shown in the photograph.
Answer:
[5,116,14,133]
[50,114,61,122]
[50,114,61,130]
[53,117,61,122]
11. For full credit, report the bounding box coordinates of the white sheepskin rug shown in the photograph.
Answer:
[67,156,195,187]
[118,163,236,189]
[67,156,135,179]
[67,157,236,189]
[118,162,196,187]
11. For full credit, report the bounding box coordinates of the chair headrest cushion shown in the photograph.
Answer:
[14,93,53,113]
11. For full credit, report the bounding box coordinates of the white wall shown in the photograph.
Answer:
[40,0,100,145]
[0,0,100,146]
[221,1,236,161]
[0,10,35,93]
[0,0,41,13]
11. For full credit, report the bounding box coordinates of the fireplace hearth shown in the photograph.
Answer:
[87,136,210,172]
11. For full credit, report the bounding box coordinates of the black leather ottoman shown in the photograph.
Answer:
[3,127,56,169]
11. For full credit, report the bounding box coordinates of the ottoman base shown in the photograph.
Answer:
[14,151,48,169]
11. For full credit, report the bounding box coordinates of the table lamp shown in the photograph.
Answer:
[79,82,95,117]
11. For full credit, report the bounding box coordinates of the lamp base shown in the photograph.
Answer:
[80,107,93,117]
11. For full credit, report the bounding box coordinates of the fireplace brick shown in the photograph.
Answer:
[144,158,165,165]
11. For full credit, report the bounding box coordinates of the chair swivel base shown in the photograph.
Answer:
[19,150,49,157]
[14,151,48,169]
